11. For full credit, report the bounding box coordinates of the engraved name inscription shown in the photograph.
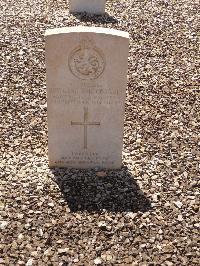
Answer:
[49,86,122,105]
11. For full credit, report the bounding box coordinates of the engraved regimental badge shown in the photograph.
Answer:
[68,38,105,80]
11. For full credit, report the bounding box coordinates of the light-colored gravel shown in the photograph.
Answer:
[1,0,199,265]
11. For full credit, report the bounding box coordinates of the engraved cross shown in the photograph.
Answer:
[71,107,100,149]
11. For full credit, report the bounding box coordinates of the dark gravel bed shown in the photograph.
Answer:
[0,0,199,265]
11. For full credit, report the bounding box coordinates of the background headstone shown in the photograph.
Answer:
[45,26,129,169]
[69,0,106,14]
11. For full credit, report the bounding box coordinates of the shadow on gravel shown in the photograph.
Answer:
[72,12,118,24]
[51,166,151,213]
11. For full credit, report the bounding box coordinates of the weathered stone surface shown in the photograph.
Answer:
[69,0,106,14]
[45,26,129,169]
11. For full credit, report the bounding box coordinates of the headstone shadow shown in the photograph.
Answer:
[72,12,118,24]
[51,166,151,213]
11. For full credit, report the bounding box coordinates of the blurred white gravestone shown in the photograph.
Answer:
[69,0,106,14]
[45,26,129,169]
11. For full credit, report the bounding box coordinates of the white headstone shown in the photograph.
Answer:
[45,26,129,169]
[69,0,106,14]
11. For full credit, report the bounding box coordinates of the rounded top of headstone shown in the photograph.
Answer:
[45,26,129,39]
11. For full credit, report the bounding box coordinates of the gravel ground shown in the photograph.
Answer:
[1,0,199,265]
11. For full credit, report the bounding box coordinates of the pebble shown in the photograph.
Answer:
[96,171,107,177]
[26,259,33,266]
[0,221,8,230]
[177,215,184,221]
[94,257,102,265]
[125,212,137,219]
[58,248,69,254]
[48,202,54,207]
[98,221,108,230]
[174,201,183,208]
